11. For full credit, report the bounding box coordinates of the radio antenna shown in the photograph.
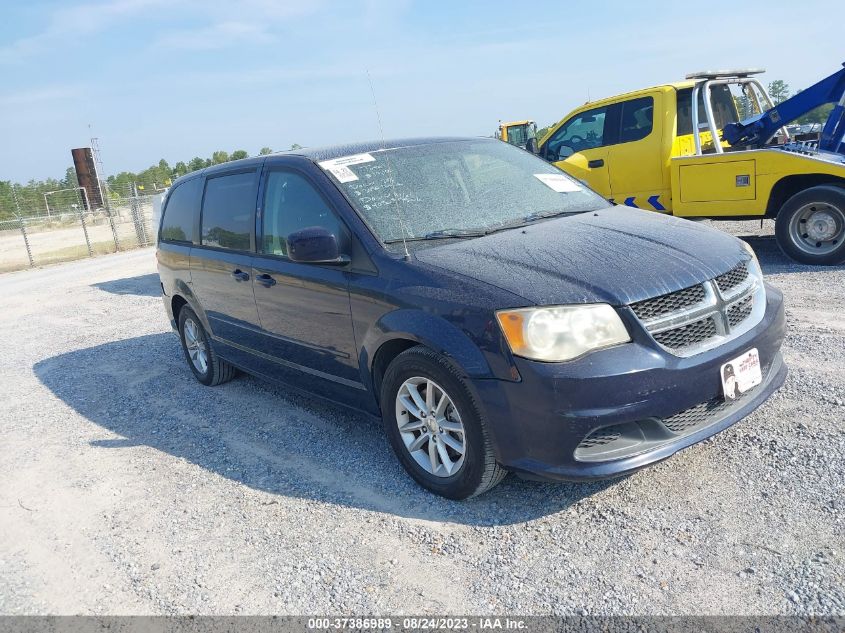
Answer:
[366,69,410,259]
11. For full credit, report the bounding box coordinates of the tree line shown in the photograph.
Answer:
[0,144,302,221]
[765,79,833,124]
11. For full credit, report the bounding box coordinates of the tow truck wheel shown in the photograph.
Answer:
[775,185,845,265]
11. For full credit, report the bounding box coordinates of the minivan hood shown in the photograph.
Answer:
[413,206,749,306]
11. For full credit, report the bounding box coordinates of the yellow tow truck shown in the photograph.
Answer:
[530,65,845,264]
[496,120,538,150]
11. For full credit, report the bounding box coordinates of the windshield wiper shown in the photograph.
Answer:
[521,209,585,223]
[476,210,582,236]
[382,209,598,245]
[384,228,486,244]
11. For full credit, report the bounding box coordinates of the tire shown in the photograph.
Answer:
[379,346,507,499]
[775,185,845,265]
[178,307,237,386]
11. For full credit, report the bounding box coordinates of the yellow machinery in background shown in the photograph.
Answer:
[496,120,538,149]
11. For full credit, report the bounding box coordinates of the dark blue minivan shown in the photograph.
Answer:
[156,137,786,499]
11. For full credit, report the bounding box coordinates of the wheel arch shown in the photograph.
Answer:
[360,309,501,408]
[169,280,212,334]
[766,174,845,217]
[171,294,188,324]
[370,338,421,409]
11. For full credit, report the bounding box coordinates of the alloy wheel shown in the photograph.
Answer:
[183,317,208,374]
[395,376,466,477]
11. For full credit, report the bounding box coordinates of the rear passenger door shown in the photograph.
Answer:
[190,166,263,351]
[252,164,359,386]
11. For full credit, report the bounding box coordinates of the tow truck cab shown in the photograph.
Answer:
[537,67,845,265]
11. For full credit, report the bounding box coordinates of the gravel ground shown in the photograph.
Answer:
[0,219,843,616]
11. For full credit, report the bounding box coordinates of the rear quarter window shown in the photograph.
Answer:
[160,178,200,243]
[677,85,738,136]
[200,171,258,251]
[619,96,654,143]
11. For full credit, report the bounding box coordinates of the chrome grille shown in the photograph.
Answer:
[631,285,706,321]
[629,260,763,357]
[653,316,718,351]
[715,263,750,294]
[727,295,754,328]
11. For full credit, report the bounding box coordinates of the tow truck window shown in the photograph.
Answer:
[619,97,654,143]
[544,106,608,160]
[677,85,738,135]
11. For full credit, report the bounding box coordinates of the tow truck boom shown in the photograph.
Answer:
[723,63,845,153]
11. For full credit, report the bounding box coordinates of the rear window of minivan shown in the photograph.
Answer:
[160,178,200,243]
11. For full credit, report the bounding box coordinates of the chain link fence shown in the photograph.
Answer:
[0,194,159,273]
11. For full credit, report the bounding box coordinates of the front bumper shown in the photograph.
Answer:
[472,283,787,481]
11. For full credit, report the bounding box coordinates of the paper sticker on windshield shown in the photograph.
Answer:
[318,153,375,183]
[534,173,583,193]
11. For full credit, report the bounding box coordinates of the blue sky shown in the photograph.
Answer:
[1,0,843,182]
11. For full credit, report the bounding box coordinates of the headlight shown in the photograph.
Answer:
[740,240,764,280]
[496,304,630,362]
[741,239,758,264]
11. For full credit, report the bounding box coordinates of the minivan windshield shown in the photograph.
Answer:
[319,139,610,244]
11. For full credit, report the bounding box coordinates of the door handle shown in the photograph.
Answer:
[256,273,276,287]
[231,269,250,282]
[588,159,605,168]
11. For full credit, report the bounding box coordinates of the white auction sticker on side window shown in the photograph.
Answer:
[534,173,583,193]
[318,153,376,183]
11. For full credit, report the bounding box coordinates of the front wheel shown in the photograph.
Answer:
[775,185,845,265]
[380,347,507,499]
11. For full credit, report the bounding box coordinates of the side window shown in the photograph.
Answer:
[200,171,257,251]
[677,86,738,136]
[160,179,199,243]
[619,97,654,143]
[261,170,345,257]
[544,106,608,160]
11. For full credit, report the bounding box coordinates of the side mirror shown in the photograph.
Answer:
[287,226,348,265]
[525,137,539,155]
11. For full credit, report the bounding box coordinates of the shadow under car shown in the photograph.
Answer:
[33,332,614,525]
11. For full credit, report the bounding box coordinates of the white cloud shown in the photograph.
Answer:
[0,85,83,108]
[153,21,274,51]
[0,0,170,64]
[151,0,326,51]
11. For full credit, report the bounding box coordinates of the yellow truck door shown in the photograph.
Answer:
[539,103,612,197]
[606,93,670,211]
